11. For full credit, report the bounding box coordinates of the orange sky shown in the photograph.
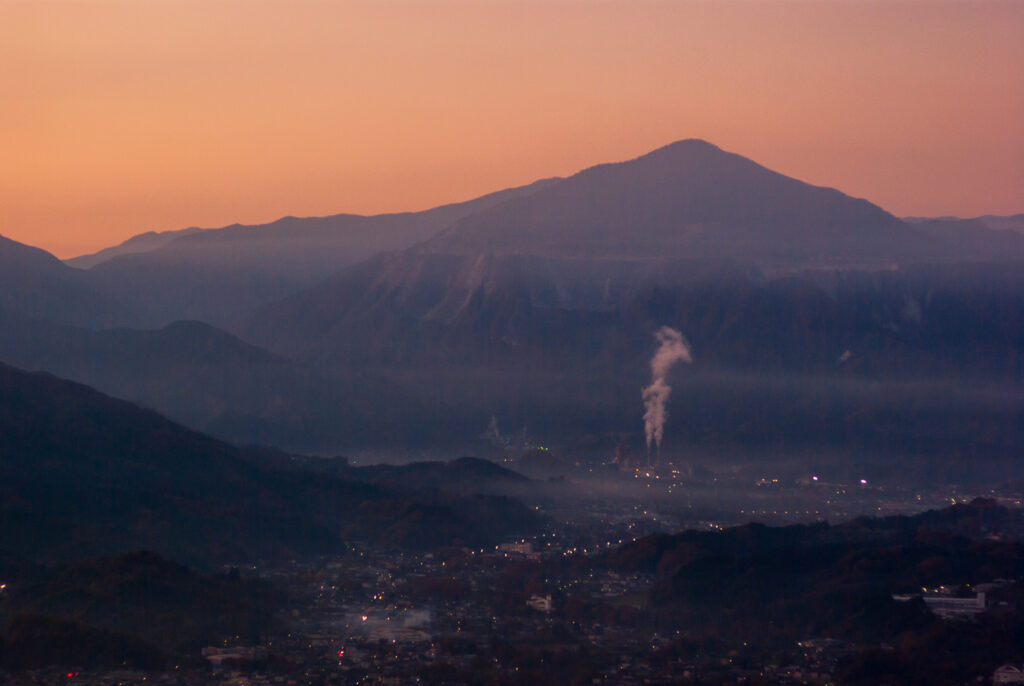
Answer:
[2,1,1022,258]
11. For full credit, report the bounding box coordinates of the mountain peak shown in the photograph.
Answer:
[418,139,906,266]
[643,138,724,156]
[0,233,68,273]
[570,138,767,188]
[581,138,740,176]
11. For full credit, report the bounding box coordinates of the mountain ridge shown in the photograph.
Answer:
[65,227,205,269]
[0,234,133,328]
[415,139,930,266]
[71,177,560,328]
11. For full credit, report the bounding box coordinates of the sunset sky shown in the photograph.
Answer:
[2,0,1022,258]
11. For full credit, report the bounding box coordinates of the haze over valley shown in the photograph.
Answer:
[1,141,1020,485]
[2,3,1023,677]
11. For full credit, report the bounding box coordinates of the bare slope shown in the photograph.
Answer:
[78,179,558,328]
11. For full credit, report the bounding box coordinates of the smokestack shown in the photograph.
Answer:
[642,326,692,466]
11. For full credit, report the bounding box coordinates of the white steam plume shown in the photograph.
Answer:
[642,326,692,453]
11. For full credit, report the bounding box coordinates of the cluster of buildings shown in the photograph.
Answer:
[3,491,1022,685]
[893,580,1016,620]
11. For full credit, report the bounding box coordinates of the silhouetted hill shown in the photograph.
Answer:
[596,500,1024,649]
[0,233,68,274]
[0,311,416,453]
[0,363,540,562]
[608,499,1024,579]
[2,551,280,658]
[0,360,346,563]
[0,234,131,328]
[345,456,530,494]
[0,614,166,671]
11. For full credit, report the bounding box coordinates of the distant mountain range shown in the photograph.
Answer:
[0,310,398,450]
[64,227,204,270]
[904,213,1024,234]
[0,234,130,328]
[0,139,1021,473]
[62,178,559,328]
[4,140,1020,331]
[238,244,1024,376]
